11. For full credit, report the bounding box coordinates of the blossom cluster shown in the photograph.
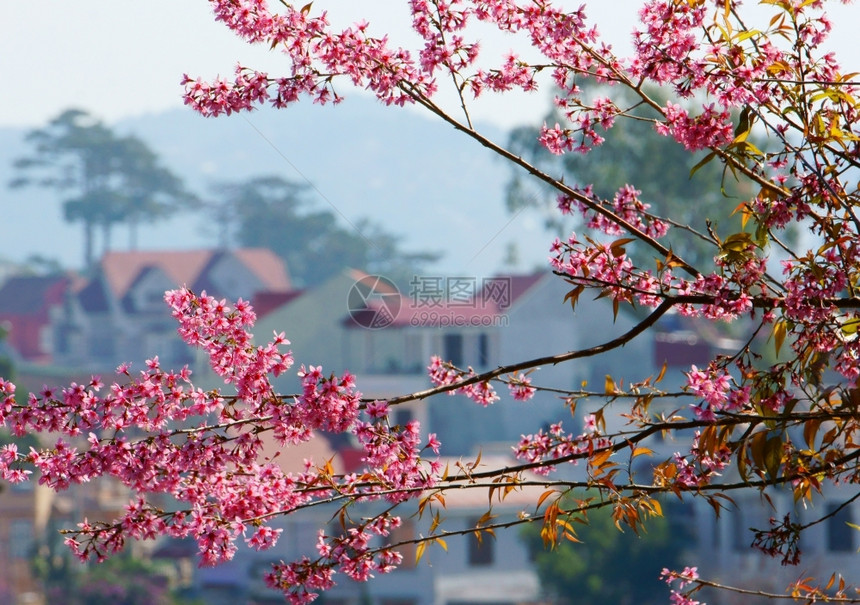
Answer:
[0,288,450,602]
[660,567,703,605]
[507,373,536,401]
[428,356,500,406]
[548,225,769,323]
[670,431,732,489]
[266,517,404,604]
[514,420,610,476]
[557,185,670,240]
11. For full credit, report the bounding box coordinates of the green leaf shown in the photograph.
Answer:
[734,106,751,139]
[763,434,783,480]
[841,318,860,337]
[734,29,762,42]
[604,375,618,395]
[689,151,717,178]
[773,319,787,357]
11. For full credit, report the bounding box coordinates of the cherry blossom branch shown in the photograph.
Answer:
[387,297,676,405]
[397,86,702,277]
[667,571,860,603]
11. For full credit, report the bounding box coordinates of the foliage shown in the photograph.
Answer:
[0,2,859,605]
[19,254,66,277]
[505,81,759,269]
[10,109,195,267]
[35,549,190,605]
[201,175,440,287]
[69,557,167,605]
[523,495,691,605]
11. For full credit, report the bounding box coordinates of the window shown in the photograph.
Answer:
[39,324,53,355]
[394,408,413,428]
[9,519,32,559]
[54,324,70,354]
[146,290,165,307]
[731,507,751,552]
[731,500,768,552]
[827,503,854,552]
[403,333,424,373]
[443,334,463,367]
[467,519,494,566]
[478,333,490,368]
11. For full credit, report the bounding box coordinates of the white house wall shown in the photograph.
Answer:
[252,272,361,396]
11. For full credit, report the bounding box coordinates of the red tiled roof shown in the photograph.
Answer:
[389,296,506,327]
[251,289,305,318]
[99,249,291,298]
[504,272,547,305]
[233,248,292,291]
[0,275,70,315]
[101,250,213,298]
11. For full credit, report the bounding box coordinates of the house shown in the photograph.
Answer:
[337,271,657,455]
[249,269,433,402]
[0,274,73,363]
[250,268,660,453]
[52,249,292,371]
[189,431,345,605]
[353,454,544,605]
[187,446,544,605]
[0,456,55,603]
[161,266,860,604]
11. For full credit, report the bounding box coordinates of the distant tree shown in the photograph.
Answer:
[63,190,127,261]
[69,556,172,605]
[356,218,443,288]
[33,544,195,605]
[11,109,117,268]
[506,83,759,269]
[203,175,440,287]
[10,109,194,268]
[523,494,692,605]
[21,254,65,277]
[116,134,197,249]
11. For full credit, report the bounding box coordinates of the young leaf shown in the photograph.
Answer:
[773,319,787,357]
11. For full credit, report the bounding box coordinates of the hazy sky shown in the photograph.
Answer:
[8,1,855,130]
[0,1,630,129]
[0,1,857,275]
